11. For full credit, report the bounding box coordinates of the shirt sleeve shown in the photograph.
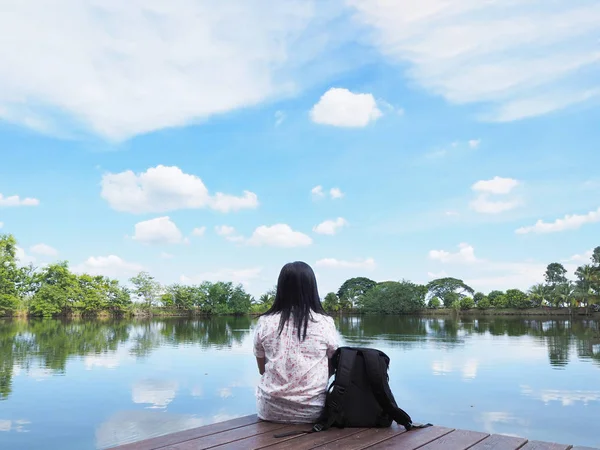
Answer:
[253,317,265,358]
[325,317,341,359]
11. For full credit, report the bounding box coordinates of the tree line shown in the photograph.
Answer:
[1,233,599,317]
[322,248,600,314]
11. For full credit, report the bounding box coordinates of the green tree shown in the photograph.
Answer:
[227,284,252,315]
[163,284,196,310]
[545,262,568,307]
[426,277,474,307]
[492,294,508,308]
[460,297,475,310]
[0,234,20,316]
[323,292,340,312]
[473,292,485,304]
[477,297,491,309]
[361,280,426,314]
[337,277,376,309]
[488,290,504,304]
[130,272,161,309]
[505,289,530,309]
[29,262,80,317]
[545,263,568,285]
[528,284,548,307]
[592,246,600,266]
[427,297,441,309]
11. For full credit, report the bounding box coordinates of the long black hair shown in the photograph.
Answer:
[263,261,325,340]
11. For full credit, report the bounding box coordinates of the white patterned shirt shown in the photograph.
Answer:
[253,312,340,423]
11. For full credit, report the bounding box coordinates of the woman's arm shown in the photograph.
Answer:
[256,357,266,375]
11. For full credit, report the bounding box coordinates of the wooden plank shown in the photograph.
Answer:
[519,441,571,450]
[365,426,455,450]
[208,424,311,450]
[161,421,288,450]
[258,427,367,450]
[469,434,529,450]
[417,429,489,450]
[311,424,408,450]
[112,415,260,450]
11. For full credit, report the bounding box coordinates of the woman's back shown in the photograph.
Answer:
[254,312,338,403]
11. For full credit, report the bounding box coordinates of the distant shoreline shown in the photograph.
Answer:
[2,307,599,320]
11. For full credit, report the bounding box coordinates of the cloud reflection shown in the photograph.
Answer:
[95,410,203,449]
[132,379,178,409]
[431,358,479,380]
[521,385,600,406]
[477,412,528,435]
[0,419,31,433]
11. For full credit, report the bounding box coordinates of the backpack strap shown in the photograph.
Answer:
[313,347,358,432]
[362,350,415,430]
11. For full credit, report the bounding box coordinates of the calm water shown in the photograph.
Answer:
[0,316,599,449]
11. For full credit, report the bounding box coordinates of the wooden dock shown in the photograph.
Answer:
[112,414,597,450]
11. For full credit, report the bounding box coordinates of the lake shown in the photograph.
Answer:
[0,316,599,449]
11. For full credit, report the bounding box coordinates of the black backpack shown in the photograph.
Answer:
[275,346,430,438]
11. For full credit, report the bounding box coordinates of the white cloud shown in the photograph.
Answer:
[181,267,262,287]
[565,249,593,263]
[445,211,460,217]
[426,243,573,292]
[15,246,36,265]
[211,191,259,213]
[516,207,600,234]
[313,217,348,235]
[215,225,244,243]
[0,193,39,207]
[427,270,449,279]
[101,165,258,214]
[247,224,312,248]
[132,216,183,245]
[215,225,236,236]
[30,243,58,257]
[310,88,382,127]
[349,0,600,121]
[0,222,3,229]
[472,177,519,195]
[470,195,521,214]
[132,380,178,409]
[429,243,479,264]
[425,149,448,160]
[160,252,174,260]
[192,227,206,237]
[468,139,481,149]
[0,1,323,140]
[311,185,325,197]
[73,255,143,278]
[315,257,375,270]
[275,110,286,126]
[329,187,344,199]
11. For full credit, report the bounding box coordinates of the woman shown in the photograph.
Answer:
[253,261,340,423]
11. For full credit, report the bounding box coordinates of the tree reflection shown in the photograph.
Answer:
[0,315,598,401]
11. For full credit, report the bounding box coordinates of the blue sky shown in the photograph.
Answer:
[1,0,599,297]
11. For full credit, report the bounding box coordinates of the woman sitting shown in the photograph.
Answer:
[253,261,341,423]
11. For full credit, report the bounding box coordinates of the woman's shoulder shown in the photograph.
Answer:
[312,312,335,325]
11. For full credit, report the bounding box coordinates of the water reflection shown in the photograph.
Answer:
[0,315,598,449]
[0,316,599,402]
